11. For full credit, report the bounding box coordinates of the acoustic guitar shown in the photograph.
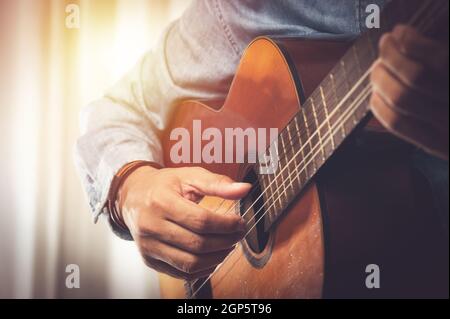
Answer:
[159,0,449,298]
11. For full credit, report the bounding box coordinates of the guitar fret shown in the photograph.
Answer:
[339,59,353,137]
[351,46,362,125]
[294,115,308,183]
[317,89,335,158]
[310,97,326,163]
[353,39,376,121]
[260,175,276,223]
[259,155,279,216]
[301,108,316,175]
[283,128,297,193]
[269,149,285,211]
[279,133,293,197]
[320,85,335,152]
[329,72,346,145]
[286,123,302,190]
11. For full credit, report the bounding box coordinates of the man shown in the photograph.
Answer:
[75,0,449,281]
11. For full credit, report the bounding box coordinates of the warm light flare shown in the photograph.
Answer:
[0,0,188,299]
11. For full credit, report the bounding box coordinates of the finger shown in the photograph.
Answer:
[371,61,448,131]
[140,237,234,274]
[145,219,243,253]
[391,25,449,73]
[182,167,252,200]
[370,92,449,160]
[163,191,246,234]
[378,32,448,100]
[133,187,245,234]
[142,255,216,281]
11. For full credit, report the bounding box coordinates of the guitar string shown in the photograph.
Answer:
[239,0,445,253]
[245,87,373,230]
[209,41,376,216]
[208,43,376,220]
[231,0,441,247]
[256,0,445,213]
[188,74,373,295]
[206,9,414,222]
[239,70,372,220]
[208,0,438,233]
[205,10,388,215]
[217,0,437,219]
[207,65,370,239]
[189,0,438,295]
[193,83,373,297]
[190,0,442,297]
[197,1,445,297]
[207,0,438,218]
[191,82,373,296]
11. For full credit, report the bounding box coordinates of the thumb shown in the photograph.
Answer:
[186,168,252,200]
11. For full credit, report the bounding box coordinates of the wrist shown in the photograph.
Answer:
[108,161,162,232]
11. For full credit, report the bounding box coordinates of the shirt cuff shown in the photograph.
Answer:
[107,160,163,239]
[89,146,164,240]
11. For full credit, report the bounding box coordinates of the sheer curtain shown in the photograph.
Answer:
[0,0,189,298]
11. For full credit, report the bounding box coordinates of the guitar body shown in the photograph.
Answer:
[159,37,448,298]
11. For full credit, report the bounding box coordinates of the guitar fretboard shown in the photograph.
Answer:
[252,0,447,229]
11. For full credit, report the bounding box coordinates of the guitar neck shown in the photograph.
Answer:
[256,0,448,229]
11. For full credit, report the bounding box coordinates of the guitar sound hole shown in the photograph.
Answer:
[240,169,270,254]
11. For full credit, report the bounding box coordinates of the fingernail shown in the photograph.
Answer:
[232,182,251,188]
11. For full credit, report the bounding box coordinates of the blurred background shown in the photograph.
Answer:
[0,0,190,298]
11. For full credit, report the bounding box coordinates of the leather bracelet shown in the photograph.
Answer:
[107,161,163,232]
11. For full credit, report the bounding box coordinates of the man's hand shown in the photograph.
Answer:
[370,25,449,160]
[117,166,251,280]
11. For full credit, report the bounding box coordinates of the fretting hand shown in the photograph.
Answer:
[370,25,449,160]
